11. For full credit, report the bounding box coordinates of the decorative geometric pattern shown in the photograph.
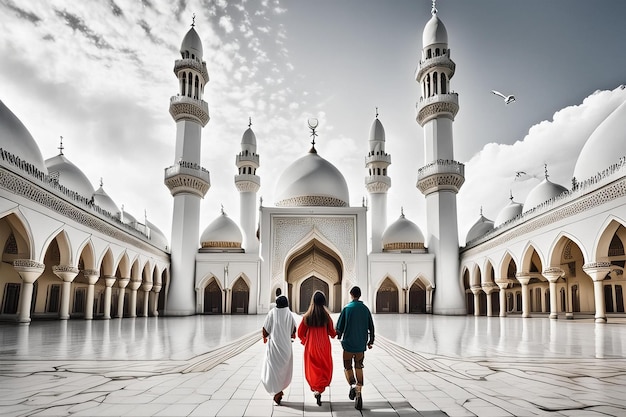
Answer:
[173,58,209,82]
[169,96,209,126]
[416,55,456,81]
[275,196,347,207]
[271,216,356,282]
[417,94,459,126]
[383,242,425,251]
[13,259,45,269]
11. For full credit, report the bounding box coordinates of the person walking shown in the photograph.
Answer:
[261,295,296,405]
[297,291,336,406]
[336,286,375,410]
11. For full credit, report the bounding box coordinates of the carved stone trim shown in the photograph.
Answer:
[543,267,564,277]
[583,262,612,270]
[201,241,242,248]
[169,96,210,126]
[417,94,459,126]
[82,269,100,277]
[165,174,210,197]
[235,180,260,193]
[275,196,347,207]
[0,167,169,257]
[365,180,390,194]
[383,242,425,250]
[416,55,456,82]
[463,178,626,254]
[13,259,45,270]
[53,265,79,274]
[417,173,465,195]
[173,59,209,82]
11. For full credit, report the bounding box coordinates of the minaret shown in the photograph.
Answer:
[164,18,211,316]
[365,109,391,252]
[235,118,260,253]
[415,4,466,314]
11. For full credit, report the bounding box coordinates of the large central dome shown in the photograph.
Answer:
[275,150,349,207]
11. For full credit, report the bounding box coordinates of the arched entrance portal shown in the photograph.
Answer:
[376,277,399,313]
[409,281,427,313]
[203,278,222,314]
[286,239,343,313]
[299,277,329,313]
[231,277,249,314]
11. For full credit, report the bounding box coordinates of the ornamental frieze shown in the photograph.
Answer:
[583,262,612,270]
[417,173,464,195]
[416,56,456,81]
[275,196,347,207]
[169,101,210,126]
[235,180,261,193]
[0,169,168,258]
[365,181,390,194]
[53,265,79,274]
[463,178,626,255]
[417,100,459,126]
[13,259,45,270]
[165,174,210,197]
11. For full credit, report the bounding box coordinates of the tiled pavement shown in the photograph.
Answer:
[2,315,626,416]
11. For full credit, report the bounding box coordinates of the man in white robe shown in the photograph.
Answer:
[261,295,296,405]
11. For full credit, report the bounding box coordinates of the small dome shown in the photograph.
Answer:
[242,127,257,146]
[369,118,386,154]
[200,211,243,249]
[523,178,568,212]
[466,214,494,244]
[119,210,137,226]
[275,151,349,207]
[573,99,626,181]
[92,184,119,215]
[45,153,95,198]
[0,100,48,173]
[382,213,425,251]
[423,13,448,47]
[146,220,169,250]
[180,27,203,60]
[494,196,523,227]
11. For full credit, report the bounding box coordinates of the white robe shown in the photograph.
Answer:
[261,307,296,395]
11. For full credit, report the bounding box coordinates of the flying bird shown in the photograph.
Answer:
[491,90,516,104]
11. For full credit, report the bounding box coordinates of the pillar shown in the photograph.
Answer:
[141,282,153,317]
[83,269,99,320]
[151,285,162,317]
[583,262,612,324]
[13,260,45,325]
[516,273,531,318]
[470,285,481,316]
[128,279,142,318]
[116,277,130,318]
[496,280,508,317]
[543,267,564,320]
[52,265,79,320]
[103,276,116,319]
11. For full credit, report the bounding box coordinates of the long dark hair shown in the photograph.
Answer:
[303,290,331,328]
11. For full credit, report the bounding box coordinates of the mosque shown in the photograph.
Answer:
[0,7,624,324]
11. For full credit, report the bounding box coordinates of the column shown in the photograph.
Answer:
[116,277,130,318]
[483,283,498,317]
[470,285,481,316]
[52,265,79,320]
[103,276,116,319]
[13,260,45,325]
[583,262,612,324]
[151,285,162,316]
[516,273,531,318]
[543,267,564,320]
[426,285,433,314]
[496,280,508,317]
[83,269,99,320]
[141,282,153,317]
[128,279,142,318]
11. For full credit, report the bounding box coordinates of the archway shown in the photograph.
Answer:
[203,278,222,314]
[299,277,329,313]
[231,277,249,314]
[409,280,427,313]
[376,277,399,313]
[286,239,342,312]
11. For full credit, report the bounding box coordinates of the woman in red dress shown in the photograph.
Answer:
[297,290,337,406]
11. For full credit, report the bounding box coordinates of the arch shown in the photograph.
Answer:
[376,277,399,313]
[471,263,482,287]
[231,275,250,314]
[42,230,72,266]
[99,248,115,277]
[549,232,589,268]
[77,240,96,271]
[520,242,545,274]
[596,218,626,261]
[142,262,151,284]
[408,275,430,313]
[483,260,495,285]
[116,252,131,278]
[498,251,518,281]
[0,211,33,260]
[202,276,223,314]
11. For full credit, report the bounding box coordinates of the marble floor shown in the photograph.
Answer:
[2,314,626,416]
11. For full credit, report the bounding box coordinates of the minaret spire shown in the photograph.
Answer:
[416,6,465,315]
[58,136,64,155]
[308,118,318,153]
[235,118,260,252]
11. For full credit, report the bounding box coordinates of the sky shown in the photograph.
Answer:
[1,0,626,246]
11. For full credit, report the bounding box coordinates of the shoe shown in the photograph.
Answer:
[314,391,322,406]
[273,391,283,405]
[354,392,362,410]
[348,386,356,400]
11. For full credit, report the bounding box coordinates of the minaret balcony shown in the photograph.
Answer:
[174,59,209,82]
[164,162,210,198]
[235,174,261,192]
[365,175,391,193]
[416,93,459,126]
[236,154,260,167]
[169,95,210,127]
[416,159,465,195]
[416,55,456,81]
[365,153,391,166]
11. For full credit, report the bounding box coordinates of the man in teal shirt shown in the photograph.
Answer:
[335,286,375,410]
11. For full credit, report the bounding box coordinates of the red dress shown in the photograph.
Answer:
[297,318,337,393]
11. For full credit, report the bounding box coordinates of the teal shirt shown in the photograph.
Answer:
[336,300,375,353]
